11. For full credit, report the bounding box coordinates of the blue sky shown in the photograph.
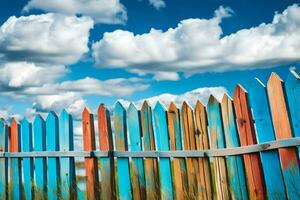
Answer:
[0,0,299,121]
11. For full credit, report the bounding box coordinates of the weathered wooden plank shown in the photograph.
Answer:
[153,102,173,199]
[221,94,248,200]
[33,115,47,199]
[194,101,212,200]
[0,120,8,200]
[114,102,132,200]
[233,85,266,199]
[267,73,300,199]
[82,107,99,200]
[59,109,77,200]
[249,78,286,199]
[167,102,187,199]
[127,103,146,200]
[181,101,199,199]
[21,118,34,200]
[9,119,22,200]
[140,101,160,199]
[46,112,59,200]
[97,104,115,200]
[206,96,230,200]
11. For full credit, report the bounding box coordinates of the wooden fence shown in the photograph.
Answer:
[1,70,300,200]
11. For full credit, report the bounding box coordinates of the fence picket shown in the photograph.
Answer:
[194,101,212,199]
[59,109,77,199]
[220,94,248,200]
[82,107,99,200]
[153,102,173,200]
[0,120,7,200]
[128,103,146,200]
[21,118,34,200]
[9,119,22,200]
[181,101,200,198]
[140,101,160,199]
[233,85,266,199]
[98,104,115,199]
[249,78,286,199]
[267,73,300,199]
[46,112,60,200]
[206,96,230,200]
[114,102,132,200]
[167,102,187,199]
[33,115,47,199]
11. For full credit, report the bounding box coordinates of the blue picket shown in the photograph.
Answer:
[59,109,77,200]
[220,94,248,200]
[46,112,59,200]
[21,118,34,200]
[0,120,7,200]
[114,102,132,200]
[153,102,173,200]
[33,115,47,198]
[249,78,287,199]
[206,96,229,199]
[127,103,146,199]
[9,119,22,200]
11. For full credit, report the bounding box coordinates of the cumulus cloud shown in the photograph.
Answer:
[0,13,93,65]
[23,0,127,24]
[92,4,300,80]
[118,86,227,109]
[149,0,166,10]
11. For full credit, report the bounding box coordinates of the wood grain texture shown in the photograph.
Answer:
[98,104,115,200]
[206,96,229,200]
[33,115,47,199]
[233,85,266,199]
[0,120,7,200]
[127,103,146,200]
[249,78,286,199]
[59,109,77,200]
[221,94,248,200]
[114,102,132,200]
[267,73,300,199]
[194,101,212,200]
[82,107,99,200]
[9,118,22,200]
[140,101,160,199]
[46,112,59,200]
[167,102,187,200]
[181,101,199,199]
[153,102,173,200]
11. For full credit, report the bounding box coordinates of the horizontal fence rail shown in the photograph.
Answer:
[1,137,300,158]
[1,69,300,200]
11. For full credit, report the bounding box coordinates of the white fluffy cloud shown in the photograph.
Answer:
[118,86,227,109]
[0,13,93,65]
[23,0,127,24]
[92,4,300,80]
[149,0,166,10]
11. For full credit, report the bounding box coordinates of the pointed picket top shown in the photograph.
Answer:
[97,103,105,115]
[10,118,18,127]
[268,72,284,85]
[286,68,300,84]
[34,114,44,124]
[46,111,58,121]
[0,118,6,127]
[82,106,92,119]
[195,100,205,110]
[221,93,233,105]
[154,101,167,113]
[208,94,219,105]
[234,84,249,100]
[128,102,138,113]
[60,108,70,119]
[21,117,29,126]
[181,100,192,111]
[115,101,126,114]
[168,102,178,113]
[141,100,151,110]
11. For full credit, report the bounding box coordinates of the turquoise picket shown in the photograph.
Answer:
[114,102,132,200]
[10,119,22,200]
[59,109,77,200]
[127,103,146,199]
[46,112,59,200]
[206,96,229,199]
[220,94,248,200]
[21,118,34,200]
[0,120,7,200]
[153,102,174,200]
[33,115,47,198]
[249,78,287,199]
